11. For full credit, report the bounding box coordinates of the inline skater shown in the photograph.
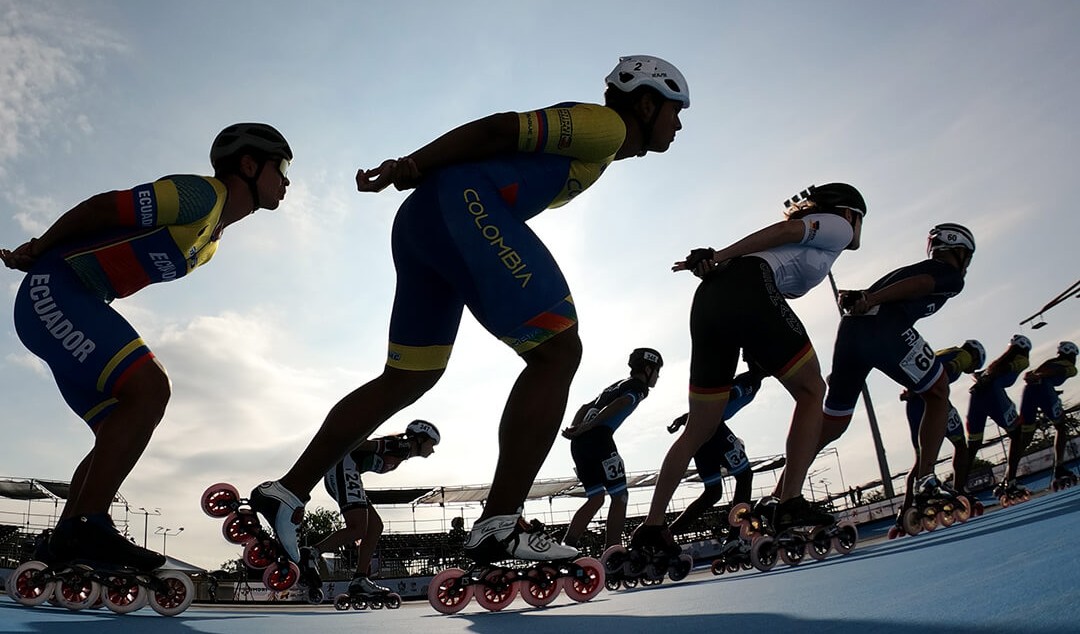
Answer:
[561,349,663,550]
[1010,341,1078,492]
[667,363,765,566]
[900,339,985,493]
[965,335,1031,502]
[311,420,440,606]
[1,123,292,571]
[634,182,866,556]
[249,56,690,577]
[817,223,975,531]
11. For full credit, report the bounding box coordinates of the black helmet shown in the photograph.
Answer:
[210,123,293,170]
[785,183,866,217]
[629,348,664,372]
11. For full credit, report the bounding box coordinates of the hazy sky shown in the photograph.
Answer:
[2,1,1078,570]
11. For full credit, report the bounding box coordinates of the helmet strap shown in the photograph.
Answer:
[245,160,266,211]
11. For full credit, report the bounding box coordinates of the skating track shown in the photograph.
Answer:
[4,484,1078,634]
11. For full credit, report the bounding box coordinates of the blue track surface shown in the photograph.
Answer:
[4,485,1078,633]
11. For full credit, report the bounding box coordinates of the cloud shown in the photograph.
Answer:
[0,1,125,167]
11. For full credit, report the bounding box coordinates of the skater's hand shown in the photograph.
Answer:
[356,157,421,193]
[561,426,579,440]
[673,247,717,278]
[899,389,910,402]
[0,239,40,272]
[668,413,688,434]
[1023,371,1040,384]
[838,290,869,315]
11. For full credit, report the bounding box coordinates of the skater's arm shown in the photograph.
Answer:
[562,395,635,439]
[1,192,126,271]
[356,113,519,193]
[849,274,936,315]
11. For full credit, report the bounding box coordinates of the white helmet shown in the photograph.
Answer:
[406,420,440,445]
[1010,334,1032,351]
[962,339,986,370]
[606,55,690,109]
[1059,341,1079,357]
[927,223,975,257]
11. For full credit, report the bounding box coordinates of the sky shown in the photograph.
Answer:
[1,0,1079,571]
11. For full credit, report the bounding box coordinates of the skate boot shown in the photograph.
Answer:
[463,513,579,564]
[1051,467,1079,491]
[350,575,391,595]
[27,529,56,564]
[994,478,1031,507]
[710,532,752,575]
[771,495,834,531]
[50,514,165,571]
[249,480,307,563]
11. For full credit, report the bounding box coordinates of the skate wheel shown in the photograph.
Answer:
[621,576,638,589]
[149,570,195,616]
[808,527,831,560]
[728,502,752,527]
[831,522,858,555]
[901,508,923,536]
[474,568,517,611]
[563,557,604,602]
[8,561,55,606]
[750,537,777,572]
[351,598,369,610]
[428,568,472,615]
[887,525,903,540]
[243,539,278,569]
[201,483,240,518]
[306,587,325,605]
[974,501,985,517]
[223,511,261,545]
[520,565,561,607]
[937,510,955,527]
[369,598,384,609]
[953,496,972,523]
[334,593,350,610]
[710,559,725,576]
[262,561,300,591]
[668,554,693,581]
[55,569,101,611]
[605,577,623,591]
[386,593,401,609]
[920,514,937,533]
[101,574,150,614]
[600,545,629,576]
[779,541,805,566]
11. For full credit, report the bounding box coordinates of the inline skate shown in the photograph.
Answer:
[427,514,604,613]
[333,575,401,610]
[993,479,1031,507]
[200,482,303,592]
[7,515,194,616]
[1050,467,1079,492]
[709,532,753,575]
[600,524,693,590]
[744,496,857,571]
[898,474,975,536]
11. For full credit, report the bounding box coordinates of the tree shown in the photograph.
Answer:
[301,506,344,548]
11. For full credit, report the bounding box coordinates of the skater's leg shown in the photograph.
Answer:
[314,507,369,555]
[355,509,383,577]
[564,495,604,547]
[604,493,628,548]
[279,367,442,497]
[1004,425,1031,481]
[668,486,723,534]
[950,437,972,492]
[775,359,827,502]
[67,358,171,518]
[1052,420,1070,470]
[480,327,581,518]
[644,397,727,525]
[914,373,950,479]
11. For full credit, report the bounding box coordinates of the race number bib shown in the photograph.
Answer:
[602,453,625,481]
[900,336,936,383]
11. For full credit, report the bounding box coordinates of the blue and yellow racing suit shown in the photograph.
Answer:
[385,103,626,371]
[13,175,227,428]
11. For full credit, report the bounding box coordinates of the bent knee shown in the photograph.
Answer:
[116,358,171,412]
[525,327,582,371]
